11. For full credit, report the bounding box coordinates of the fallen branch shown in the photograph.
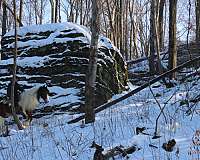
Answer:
[104,145,139,159]
[68,56,200,124]
[90,141,139,160]
[126,52,167,68]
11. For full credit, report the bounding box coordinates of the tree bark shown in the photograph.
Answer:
[12,0,24,130]
[124,0,128,60]
[50,0,55,23]
[85,0,100,123]
[80,0,83,25]
[196,0,200,45]
[168,0,177,79]
[39,0,43,24]
[158,0,165,51]
[2,1,7,36]
[105,0,115,44]
[149,0,156,74]
[119,0,123,56]
[19,0,23,23]
[34,0,38,24]
[55,0,58,23]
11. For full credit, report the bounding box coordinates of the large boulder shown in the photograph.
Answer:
[0,22,127,116]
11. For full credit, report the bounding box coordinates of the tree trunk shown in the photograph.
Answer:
[168,0,177,79]
[196,0,200,45]
[39,0,43,24]
[124,0,128,60]
[119,0,123,55]
[105,0,115,44]
[2,1,7,36]
[50,0,55,23]
[55,0,58,23]
[154,0,163,74]
[12,0,24,130]
[34,0,38,24]
[85,0,100,123]
[158,0,165,51]
[69,0,74,22]
[80,0,83,25]
[19,0,23,24]
[149,0,156,74]
[58,0,61,22]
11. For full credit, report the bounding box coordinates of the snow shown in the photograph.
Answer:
[0,73,199,160]
[4,22,118,52]
[4,22,91,41]
[45,87,81,108]
[0,56,50,68]
[1,22,200,160]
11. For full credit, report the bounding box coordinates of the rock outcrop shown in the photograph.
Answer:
[0,22,127,116]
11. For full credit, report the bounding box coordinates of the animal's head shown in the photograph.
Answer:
[37,85,50,103]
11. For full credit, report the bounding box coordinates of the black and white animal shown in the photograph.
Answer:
[0,85,50,121]
[18,85,50,121]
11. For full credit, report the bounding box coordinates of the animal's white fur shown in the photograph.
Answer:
[18,87,40,115]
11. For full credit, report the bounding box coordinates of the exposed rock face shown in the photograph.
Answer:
[0,22,127,116]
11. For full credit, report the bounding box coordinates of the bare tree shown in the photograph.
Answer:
[19,0,23,23]
[2,1,7,36]
[196,0,200,45]
[149,0,156,74]
[85,0,100,123]
[80,0,83,24]
[55,0,58,23]
[1,0,23,26]
[168,0,177,79]
[12,0,24,130]
[49,0,55,23]
[158,0,165,51]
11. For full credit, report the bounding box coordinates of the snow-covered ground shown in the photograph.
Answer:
[0,73,199,160]
[0,22,199,160]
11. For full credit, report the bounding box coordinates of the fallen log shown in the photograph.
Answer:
[68,56,200,124]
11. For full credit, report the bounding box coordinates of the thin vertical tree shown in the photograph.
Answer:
[2,1,7,36]
[12,0,24,130]
[158,0,165,51]
[19,0,23,26]
[39,0,43,24]
[34,0,38,24]
[49,0,55,23]
[168,0,177,79]
[55,0,58,23]
[196,0,200,45]
[85,0,100,123]
[149,0,156,74]
[119,0,123,54]
[80,0,83,25]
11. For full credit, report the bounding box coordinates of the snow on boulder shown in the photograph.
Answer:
[0,22,127,116]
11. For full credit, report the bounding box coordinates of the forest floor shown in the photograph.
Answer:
[0,63,199,160]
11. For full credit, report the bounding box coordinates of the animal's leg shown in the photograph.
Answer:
[22,109,28,120]
[22,110,32,127]
[26,111,32,122]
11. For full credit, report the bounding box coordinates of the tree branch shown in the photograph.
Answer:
[68,56,200,124]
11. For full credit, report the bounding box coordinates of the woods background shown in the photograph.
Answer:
[1,0,199,58]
